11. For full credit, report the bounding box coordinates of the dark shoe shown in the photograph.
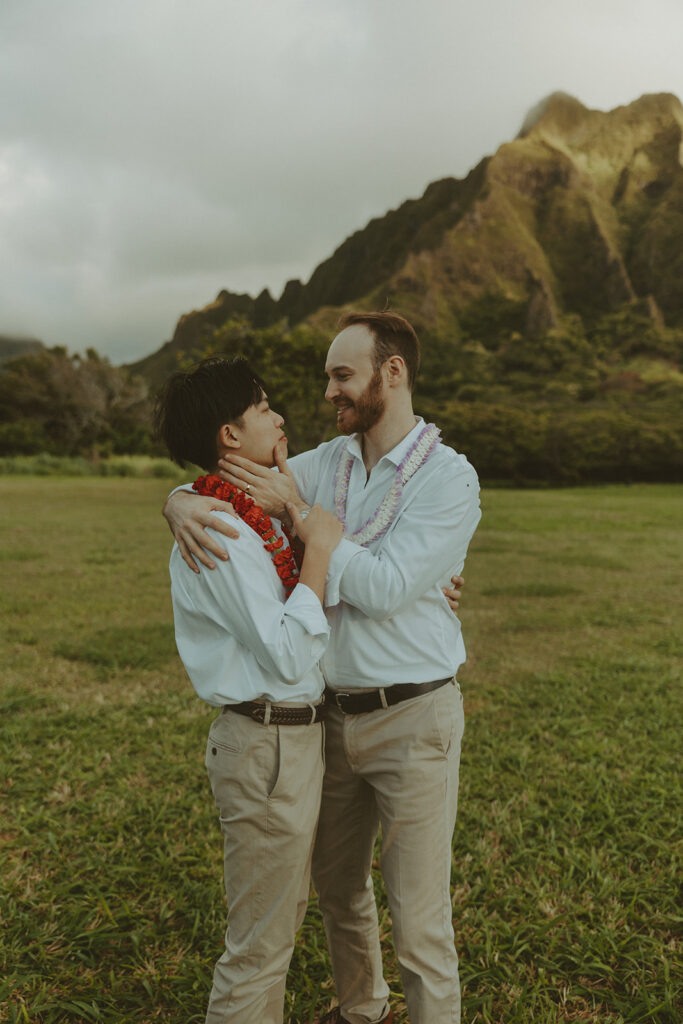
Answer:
[314,1007,393,1024]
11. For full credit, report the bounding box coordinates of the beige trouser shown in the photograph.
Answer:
[312,680,465,1024]
[204,707,324,1024]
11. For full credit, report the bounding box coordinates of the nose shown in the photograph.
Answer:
[272,410,284,428]
[325,379,339,402]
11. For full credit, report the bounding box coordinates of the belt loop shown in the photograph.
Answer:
[307,702,316,725]
[378,687,389,710]
[263,702,272,726]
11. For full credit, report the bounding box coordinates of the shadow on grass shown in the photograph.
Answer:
[482,583,582,597]
[0,548,41,563]
[54,623,176,672]
[0,686,50,714]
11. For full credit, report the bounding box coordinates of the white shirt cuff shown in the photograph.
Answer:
[286,583,330,635]
[324,538,364,608]
[285,583,331,660]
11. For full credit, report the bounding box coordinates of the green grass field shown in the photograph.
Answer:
[1,479,680,1024]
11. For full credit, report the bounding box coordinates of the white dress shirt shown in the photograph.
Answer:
[288,418,481,690]
[170,512,329,706]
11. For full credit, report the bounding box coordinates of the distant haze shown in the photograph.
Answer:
[1,0,681,364]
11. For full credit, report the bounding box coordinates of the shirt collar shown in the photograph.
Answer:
[345,417,425,467]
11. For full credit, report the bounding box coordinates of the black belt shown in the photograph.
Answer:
[224,700,327,725]
[326,677,453,715]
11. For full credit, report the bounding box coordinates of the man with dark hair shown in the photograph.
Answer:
[164,313,481,1024]
[156,356,343,1024]
[154,357,269,470]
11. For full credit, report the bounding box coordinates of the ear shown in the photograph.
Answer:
[384,355,406,388]
[217,423,242,452]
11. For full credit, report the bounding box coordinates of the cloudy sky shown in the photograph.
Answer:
[1,0,681,364]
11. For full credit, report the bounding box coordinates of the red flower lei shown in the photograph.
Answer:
[193,474,300,598]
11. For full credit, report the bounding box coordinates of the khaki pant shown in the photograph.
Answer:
[312,681,465,1024]
[204,708,324,1024]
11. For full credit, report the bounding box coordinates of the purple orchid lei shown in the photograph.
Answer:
[333,422,441,547]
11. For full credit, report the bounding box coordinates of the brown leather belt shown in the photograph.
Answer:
[326,677,453,715]
[224,700,327,725]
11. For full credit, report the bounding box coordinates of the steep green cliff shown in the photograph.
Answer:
[130,91,682,387]
[122,93,683,482]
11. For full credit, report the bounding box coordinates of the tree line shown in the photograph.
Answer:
[0,347,151,458]
[0,307,681,484]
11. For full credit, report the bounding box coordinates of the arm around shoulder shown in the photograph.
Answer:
[163,486,240,573]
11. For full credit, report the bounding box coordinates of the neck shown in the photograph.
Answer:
[359,400,417,473]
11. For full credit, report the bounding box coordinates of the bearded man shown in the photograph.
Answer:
[164,311,481,1024]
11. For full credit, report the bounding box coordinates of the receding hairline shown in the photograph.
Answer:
[325,324,377,374]
[334,310,421,390]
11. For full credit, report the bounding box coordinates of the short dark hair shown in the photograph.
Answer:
[338,310,421,390]
[154,357,266,470]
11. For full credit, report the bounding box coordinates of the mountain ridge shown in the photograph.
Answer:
[0,335,44,366]
[130,91,683,386]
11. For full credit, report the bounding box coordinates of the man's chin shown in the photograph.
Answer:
[336,409,357,434]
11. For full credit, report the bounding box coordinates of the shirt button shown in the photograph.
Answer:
[211,747,217,755]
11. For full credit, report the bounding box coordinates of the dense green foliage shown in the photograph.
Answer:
[182,305,682,483]
[1,303,681,484]
[417,305,683,484]
[1,480,680,1023]
[0,348,152,458]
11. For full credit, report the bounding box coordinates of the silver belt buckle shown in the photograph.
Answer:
[335,692,350,713]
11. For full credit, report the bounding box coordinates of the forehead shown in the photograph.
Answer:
[325,324,375,373]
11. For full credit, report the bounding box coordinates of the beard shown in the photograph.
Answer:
[335,369,386,434]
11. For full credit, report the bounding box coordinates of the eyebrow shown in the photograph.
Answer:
[326,364,354,375]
